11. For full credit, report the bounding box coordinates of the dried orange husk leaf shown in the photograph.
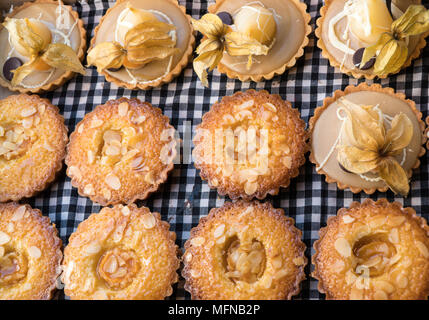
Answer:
[3,18,45,56]
[193,49,224,87]
[337,146,379,174]
[87,41,125,73]
[11,58,39,86]
[124,21,176,48]
[378,157,409,196]
[384,113,414,153]
[126,46,179,65]
[196,38,223,55]
[191,14,228,39]
[392,5,429,37]
[361,33,394,69]
[41,43,85,75]
[225,31,269,61]
[373,38,408,76]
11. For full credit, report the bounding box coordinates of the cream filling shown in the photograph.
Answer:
[6,1,78,88]
[316,102,407,182]
[111,8,177,85]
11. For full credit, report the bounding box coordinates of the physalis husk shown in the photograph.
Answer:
[87,20,178,72]
[191,13,270,87]
[2,17,85,86]
[361,5,429,76]
[336,98,414,196]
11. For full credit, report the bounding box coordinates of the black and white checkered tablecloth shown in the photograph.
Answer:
[21,0,429,300]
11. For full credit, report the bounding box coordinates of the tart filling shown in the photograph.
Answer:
[317,0,429,78]
[0,0,85,92]
[310,84,425,195]
[193,90,307,200]
[0,202,62,300]
[62,204,179,300]
[0,94,68,202]
[312,199,429,300]
[192,0,311,85]
[88,0,193,89]
[183,201,306,300]
[66,98,177,206]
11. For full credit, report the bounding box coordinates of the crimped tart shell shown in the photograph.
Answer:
[0,0,87,93]
[0,94,68,202]
[89,0,195,90]
[209,0,312,82]
[66,97,177,206]
[62,204,180,300]
[315,0,428,79]
[0,202,62,300]
[193,89,308,200]
[312,198,429,300]
[308,82,426,195]
[182,200,307,300]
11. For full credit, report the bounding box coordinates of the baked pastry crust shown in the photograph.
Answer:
[89,0,195,90]
[315,0,428,79]
[312,199,429,300]
[0,202,62,300]
[0,94,68,202]
[0,0,87,93]
[182,200,307,300]
[66,97,176,206]
[62,204,179,300]
[209,0,312,82]
[308,82,426,195]
[193,90,307,200]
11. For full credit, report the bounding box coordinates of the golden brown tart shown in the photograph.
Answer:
[62,204,179,300]
[312,199,429,300]
[0,202,62,300]
[316,0,429,79]
[0,0,86,93]
[182,200,307,300]
[193,90,307,200]
[0,94,68,202]
[191,0,311,85]
[66,97,177,206]
[309,83,426,196]
[87,0,194,90]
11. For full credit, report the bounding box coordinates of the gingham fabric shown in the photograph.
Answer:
[21,0,429,300]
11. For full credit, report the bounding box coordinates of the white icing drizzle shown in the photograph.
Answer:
[112,7,177,85]
[316,101,408,181]
[327,1,355,55]
[6,0,78,88]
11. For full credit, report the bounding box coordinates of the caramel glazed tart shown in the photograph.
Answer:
[308,83,426,195]
[0,202,62,300]
[315,0,428,79]
[0,94,68,202]
[66,98,177,206]
[312,199,429,300]
[89,0,195,90]
[182,201,307,300]
[62,204,180,300]
[208,0,312,82]
[0,0,87,93]
[193,90,308,200]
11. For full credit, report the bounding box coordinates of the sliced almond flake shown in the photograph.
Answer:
[23,283,32,291]
[244,181,258,195]
[105,174,121,190]
[293,257,305,266]
[374,290,388,300]
[90,119,103,128]
[85,242,101,254]
[118,102,129,117]
[213,224,225,238]
[184,252,192,263]
[190,236,205,247]
[216,235,226,244]
[142,213,156,229]
[0,231,10,245]
[131,156,143,169]
[416,240,429,258]
[21,106,37,117]
[28,246,41,259]
[3,141,17,151]
[68,166,82,180]
[387,215,406,227]
[102,188,111,200]
[121,206,130,216]
[375,280,395,294]
[264,102,277,113]
[22,117,33,128]
[12,205,26,221]
[273,269,288,280]
[395,274,408,288]
[105,145,120,156]
[222,114,235,124]
[38,104,46,115]
[0,246,4,258]
[6,222,14,234]
[84,184,95,196]
[132,115,146,124]
[282,156,292,169]
[388,228,399,244]
[144,171,155,184]
[272,115,279,122]
[234,100,254,111]
[77,123,84,134]
[87,150,95,164]
[272,255,283,269]
[334,237,351,257]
